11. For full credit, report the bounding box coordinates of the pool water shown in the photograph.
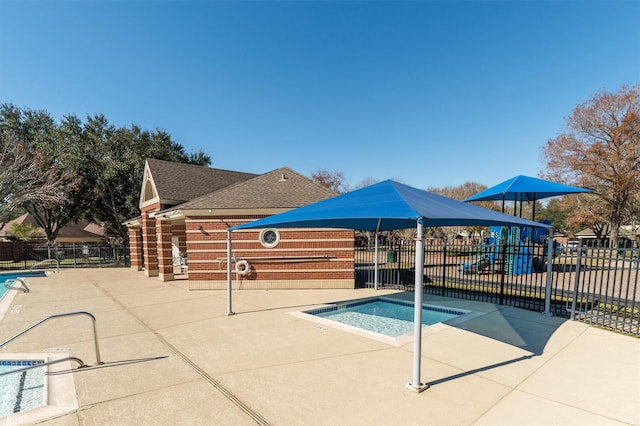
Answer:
[0,360,46,417]
[308,298,466,338]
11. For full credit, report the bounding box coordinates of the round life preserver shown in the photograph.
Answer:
[235,259,251,276]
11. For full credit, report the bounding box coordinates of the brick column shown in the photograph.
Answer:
[141,213,158,277]
[128,227,143,271]
[156,219,174,282]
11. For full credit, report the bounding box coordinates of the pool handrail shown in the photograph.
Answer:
[4,277,30,293]
[0,356,88,378]
[0,311,103,365]
[29,258,60,273]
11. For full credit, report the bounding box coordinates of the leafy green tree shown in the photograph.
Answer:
[5,223,42,241]
[1,104,211,242]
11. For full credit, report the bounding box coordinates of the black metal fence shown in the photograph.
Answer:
[0,242,130,270]
[356,239,639,335]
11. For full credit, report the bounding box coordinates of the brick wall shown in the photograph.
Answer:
[185,216,355,289]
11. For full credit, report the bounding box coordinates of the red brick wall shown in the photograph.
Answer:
[156,220,174,280]
[185,216,355,289]
[128,227,143,271]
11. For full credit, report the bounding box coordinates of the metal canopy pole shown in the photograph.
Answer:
[407,218,429,392]
[226,230,234,316]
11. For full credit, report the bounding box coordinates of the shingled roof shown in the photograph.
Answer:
[168,167,336,211]
[146,158,257,204]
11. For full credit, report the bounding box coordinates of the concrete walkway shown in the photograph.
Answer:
[1,268,638,425]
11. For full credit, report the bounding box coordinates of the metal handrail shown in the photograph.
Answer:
[0,311,103,365]
[4,277,30,293]
[29,258,59,273]
[0,356,87,378]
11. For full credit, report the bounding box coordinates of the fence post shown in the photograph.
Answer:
[543,235,554,316]
[374,233,379,290]
[499,241,507,305]
[441,239,447,297]
[570,240,584,321]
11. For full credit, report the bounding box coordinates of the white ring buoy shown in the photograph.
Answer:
[235,259,251,276]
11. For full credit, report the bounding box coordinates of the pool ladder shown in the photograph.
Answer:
[29,258,60,273]
[4,277,30,293]
[0,311,103,378]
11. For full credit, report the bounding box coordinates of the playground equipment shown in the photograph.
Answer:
[462,221,551,275]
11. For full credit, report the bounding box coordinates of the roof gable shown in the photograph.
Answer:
[170,167,336,211]
[140,159,257,208]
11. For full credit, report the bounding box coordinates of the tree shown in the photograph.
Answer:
[0,129,77,223]
[427,182,494,241]
[543,84,640,247]
[1,104,212,242]
[310,169,346,193]
[5,223,42,241]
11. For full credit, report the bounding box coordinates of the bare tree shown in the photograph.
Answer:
[310,168,346,193]
[427,182,494,241]
[0,130,77,222]
[543,84,640,247]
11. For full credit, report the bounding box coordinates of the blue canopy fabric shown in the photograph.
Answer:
[226,179,552,393]
[464,175,594,203]
[230,179,551,232]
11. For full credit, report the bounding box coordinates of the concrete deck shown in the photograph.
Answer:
[1,268,638,425]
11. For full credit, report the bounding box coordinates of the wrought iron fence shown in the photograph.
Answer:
[0,242,130,270]
[356,239,639,335]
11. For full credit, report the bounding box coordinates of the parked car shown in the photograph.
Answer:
[567,239,587,253]
[553,242,566,256]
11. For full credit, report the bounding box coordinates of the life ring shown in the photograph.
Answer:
[235,259,251,276]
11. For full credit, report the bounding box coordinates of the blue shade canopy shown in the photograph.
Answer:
[230,180,551,232]
[464,175,594,203]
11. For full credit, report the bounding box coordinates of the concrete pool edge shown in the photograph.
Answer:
[0,272,51,322]
[0,284,19,322]
[288,295,488,347]
[0,352,78,425]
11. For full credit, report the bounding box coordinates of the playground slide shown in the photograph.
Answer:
[463,257,493,273]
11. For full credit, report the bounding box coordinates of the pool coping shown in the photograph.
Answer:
[0,271,50,322]
[0,352,78,424]
[288,295,487,347]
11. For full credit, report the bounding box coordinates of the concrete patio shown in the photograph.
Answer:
[1,268,638,425]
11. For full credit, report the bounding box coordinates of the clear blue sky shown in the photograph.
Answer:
[1,1,638,190]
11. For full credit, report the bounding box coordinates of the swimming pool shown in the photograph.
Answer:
[0,359,46,418]
[301,297,470,342]
[0,353,78,424]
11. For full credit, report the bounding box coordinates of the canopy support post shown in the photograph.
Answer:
[543,233,554,316]
[407,218,428,393]
[225,230,234,316]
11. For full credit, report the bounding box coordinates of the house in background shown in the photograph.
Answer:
[573,226,639,247]
[125,159,355,290]
[0,213,106,243]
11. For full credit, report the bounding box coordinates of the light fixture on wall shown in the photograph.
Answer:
[196,225,208,235]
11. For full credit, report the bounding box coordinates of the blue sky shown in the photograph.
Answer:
[1,1,638,190]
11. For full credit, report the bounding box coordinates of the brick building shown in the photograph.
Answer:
[125,159,355,289]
